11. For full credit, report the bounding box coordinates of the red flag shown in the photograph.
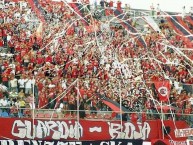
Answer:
[99,95,129,113]
[154,81,171,102]
[131,113,140,132]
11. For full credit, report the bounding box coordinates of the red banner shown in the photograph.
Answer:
[0,118,188,141]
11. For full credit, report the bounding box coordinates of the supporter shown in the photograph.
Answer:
[100,0,105,9]
[117,0,122,11]
[2,26,8,47]
[190,7,193,16]
[68,92,76,115]
[9,76,18,92]
[94,0,97,9]
[18,75,26,92]
[1,69,9,88]
[79,98,86,118]
[18,89,25,99]
[124,4,130,13]
[173,76,183,94]
[24,76,35,95]
[9,89,18,101]
[23,53,30,68]
[9,104,18,117]
[18,98,26,114]
[156,4,160,18]
[25,91,35,109]
[0,97,9,111]
[23,104,31,117]
[150,3,155,17]
[0,37,3,48]
[182,6,186,19]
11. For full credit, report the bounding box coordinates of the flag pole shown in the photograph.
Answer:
[32,75,35,140]
[77,79,80,140]
[161,101,164,139]
[119,80,123,139]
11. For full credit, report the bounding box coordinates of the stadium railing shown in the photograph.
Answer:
[0,106,192,122]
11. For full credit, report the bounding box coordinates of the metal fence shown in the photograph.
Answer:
[0,107,192,123]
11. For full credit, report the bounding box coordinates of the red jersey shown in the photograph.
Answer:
[36,57,44,65]
[45,56,52,63]
[0,39,3,47]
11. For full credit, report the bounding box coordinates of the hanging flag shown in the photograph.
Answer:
[154,81,171,102]
[99,94,128,113]
[114,9,147,48]
[70,3,89,26]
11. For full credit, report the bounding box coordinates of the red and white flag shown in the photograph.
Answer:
[154,81,171,102]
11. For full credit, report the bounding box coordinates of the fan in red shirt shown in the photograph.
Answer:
[15,54,22,63]
[38,90,48,109]
[15,62,23,75]
[0,37,3,47]
[71,66,78,78]
[36,54,45,66]
[2,69,10,88]
[3,60,9,70]
[37,79,44,92]
[150,73,160,82]
[45,52,53,63]
[10,105,18,117]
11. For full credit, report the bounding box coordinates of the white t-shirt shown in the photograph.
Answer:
[10,78,18,88]
[18,79,26,88]
[189,97,193,105]
[61,80,67,90]
[0,99,8,107]
[25,79,35,88]
[105,63,111,71]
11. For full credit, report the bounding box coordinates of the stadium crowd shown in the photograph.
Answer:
[0,0,192,121]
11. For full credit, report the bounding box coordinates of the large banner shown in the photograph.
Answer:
[0,118,188,141]
[0,140,143,145]
[0,139,190,145]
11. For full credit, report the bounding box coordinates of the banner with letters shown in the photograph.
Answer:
[175,128,193,138]
[0,139,190,145]
[0,118,188,141]
[0,140,143,145]
[152,139,188,145]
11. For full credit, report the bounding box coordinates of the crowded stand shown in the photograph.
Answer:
[0,0,192,125]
